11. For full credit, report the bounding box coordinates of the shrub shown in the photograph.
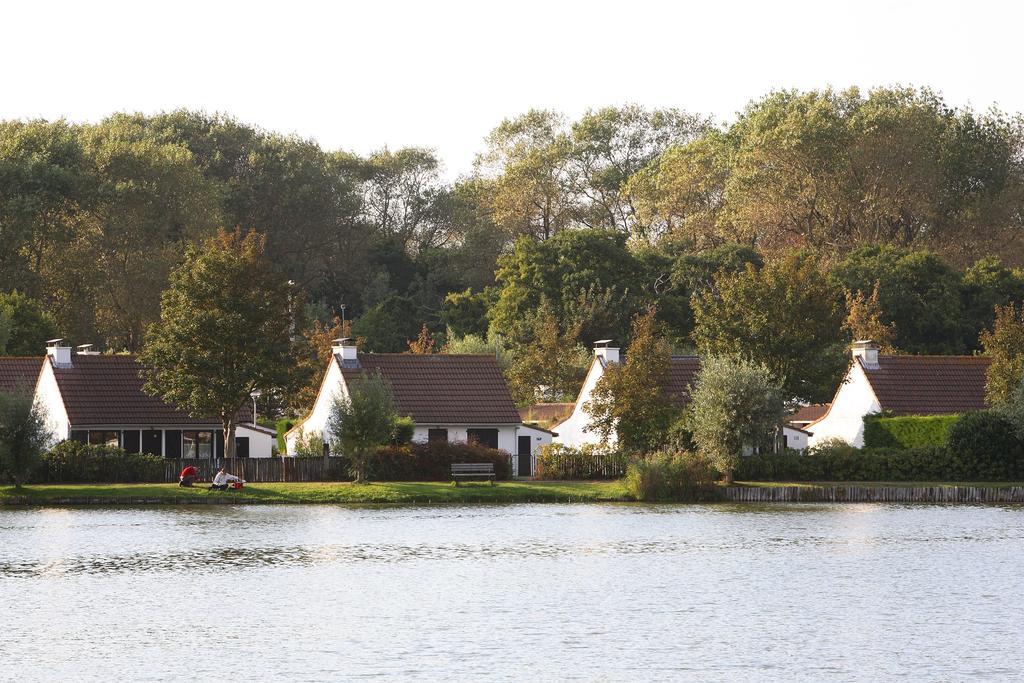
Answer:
[863,414,959,448]
[734,442,989,482]
[534,443,630,480]
[35,441,165,483]
[275,418,295,453]
[946,410,1024,480]
[370,441,511,481]
[292,433,326,458]
[391,416,415,445]
[624,451,721,502]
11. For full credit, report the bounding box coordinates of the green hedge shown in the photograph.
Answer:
[370,441,511,481]
[34,441,165,483]
[863,414,959,449]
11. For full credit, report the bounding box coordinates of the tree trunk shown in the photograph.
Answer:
[223,416,236,459]
[722,471,734,486]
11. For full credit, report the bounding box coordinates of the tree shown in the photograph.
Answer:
[693,253,846,403]
[980,303,1024,405]
[0,389,49,488]
[0,291,59,355]
[630,87,1024,261]
[585,309,677,452]
[843,282,897,351]
[685,355,786,483]
[351,295,421,352]
[408,323,436,354]
[831,245,967,354]
[489,228,643,347]
[140,229,295,458]
[442,331,512,370]
[328,372,400,483]
[440,288,490,338]
[506,302,589,405]
[476,109,576,240]
[961,257,1024,351]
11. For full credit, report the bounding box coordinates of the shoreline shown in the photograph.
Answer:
[3,481,1024,506]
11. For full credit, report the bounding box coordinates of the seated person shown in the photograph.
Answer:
[210,467,245,491]
[178,465,199,487]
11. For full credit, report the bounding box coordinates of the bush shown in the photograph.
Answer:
[623,451,721,501]
[946,410,1024,480]
[35,441,165,483]
[369,441,511,481]
[733,435,1015,482]
[863,414,959,448]
[292,433,326,458]
[535,443,630,480]
[275,418,295,453]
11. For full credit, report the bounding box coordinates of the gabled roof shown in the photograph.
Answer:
[0,357,43,393]
[519,403,574,430]
[338,353,522,424]
[665,356,701,408]
[789,403,830,424]
[49,354,250,427]
[858,355,990,415]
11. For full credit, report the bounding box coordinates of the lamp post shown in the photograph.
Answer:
[250,389,262,424]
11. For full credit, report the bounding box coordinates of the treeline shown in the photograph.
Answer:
[2,87,1023,411]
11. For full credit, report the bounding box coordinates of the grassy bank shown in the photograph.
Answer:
[0,480,631,505]
[3,480,1024,506]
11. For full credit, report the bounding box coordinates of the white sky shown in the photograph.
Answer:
[3,0,1021,177]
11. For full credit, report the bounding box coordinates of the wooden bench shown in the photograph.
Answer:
[451,463,496,486]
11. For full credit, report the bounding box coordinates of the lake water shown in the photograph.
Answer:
[1,503,1022,681]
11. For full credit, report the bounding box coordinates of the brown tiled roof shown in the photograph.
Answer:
[664,356,701,409]
[859,355,990,415]
[789,403,830,423]
[0,357,43,393]
[519,403,574,430]
[51,355,251,427]
[339,354,522,424]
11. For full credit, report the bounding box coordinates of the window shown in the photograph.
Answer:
[428,428,449,443]
[88,431,119,447]
[183,431,214,458]
[466,428,499,449]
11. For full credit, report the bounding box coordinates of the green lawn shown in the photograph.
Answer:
[0,480,631,505]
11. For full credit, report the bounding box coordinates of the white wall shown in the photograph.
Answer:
[782,426,809,451]
[807,361,880,448]
[410,425,519,453]
[285,359,346,454]
[35,358,68,445]
[237,424,274,458]
[552,358,609,448]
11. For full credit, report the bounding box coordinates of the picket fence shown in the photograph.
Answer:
[167,457,351,483]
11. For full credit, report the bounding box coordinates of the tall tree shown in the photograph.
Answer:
[140,229,295,457]
[585,309,677,452]
[685,355,785,483]
[843,282,897,351]
[0,389,49,489]
[506,301,589,405]
[328,372,400,483]
[0,291,58,355]
[830,245,966,354]
[693,253,846,403]
[980,303,1024,405]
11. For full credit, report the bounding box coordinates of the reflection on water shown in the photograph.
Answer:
[1,503,1022,681]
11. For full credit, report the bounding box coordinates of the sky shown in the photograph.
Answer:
[3,0,1021,177]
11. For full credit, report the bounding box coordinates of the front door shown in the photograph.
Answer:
[517,435,532,477]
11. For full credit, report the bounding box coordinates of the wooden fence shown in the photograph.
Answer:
[724,485,1024,503]
[167,457,351,483]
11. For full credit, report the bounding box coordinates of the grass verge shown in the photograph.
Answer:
[0,480,630,506]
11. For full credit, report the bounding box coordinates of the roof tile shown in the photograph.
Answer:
[860,355,990,415]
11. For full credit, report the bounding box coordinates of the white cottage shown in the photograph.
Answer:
[0,341,274,457]
[554,341,809,451]
[806,340,990,448]
[285,339,553,476]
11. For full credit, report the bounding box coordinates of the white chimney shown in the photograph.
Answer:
[76,344,100,356]
[851,339,880,369]
[332,338,359,365]
[594,339,620,365]
[46,339,73,368]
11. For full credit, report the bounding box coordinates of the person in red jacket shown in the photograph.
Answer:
[179,465,198,487]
